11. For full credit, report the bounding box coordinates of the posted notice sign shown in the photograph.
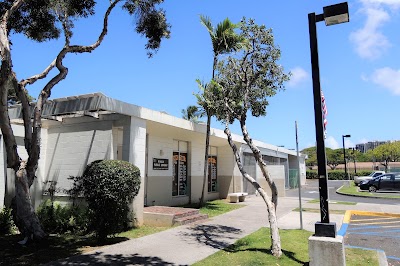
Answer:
[153,158,169,170]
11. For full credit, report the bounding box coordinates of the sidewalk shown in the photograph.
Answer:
[47,195,400,265]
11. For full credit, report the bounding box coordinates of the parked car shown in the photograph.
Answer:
[359,173,400,192]
[354,171,385,185]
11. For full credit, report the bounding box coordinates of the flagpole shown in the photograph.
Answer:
[295,121,303,230]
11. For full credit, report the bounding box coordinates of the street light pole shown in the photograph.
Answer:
[352,148,357,174]
[308,2,349,238]
[342,134,351,181]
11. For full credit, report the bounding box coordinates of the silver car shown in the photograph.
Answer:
[354,171,385,185]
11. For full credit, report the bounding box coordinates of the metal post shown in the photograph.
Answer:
[343,136,348,180]
[295,121,303,230]
[353,148,357,174]
[308,12,336,237]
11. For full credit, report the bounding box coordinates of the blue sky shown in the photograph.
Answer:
[10,0,400,150]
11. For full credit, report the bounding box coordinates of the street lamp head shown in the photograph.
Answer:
[323,2,349,26]
[343,134,351,138]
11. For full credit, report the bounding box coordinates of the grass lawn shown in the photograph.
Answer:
[307,199,357,205]
[338,182,400,199]
[184,199,245,218]
[293,207,347,215]
[193,228,379,266]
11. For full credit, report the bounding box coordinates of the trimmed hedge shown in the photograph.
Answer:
[306,170,373,180]
[71,160,141,240]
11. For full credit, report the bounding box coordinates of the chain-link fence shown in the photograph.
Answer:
[289,169,299,189]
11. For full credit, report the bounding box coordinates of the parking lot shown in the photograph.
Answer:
[343,211,400,265]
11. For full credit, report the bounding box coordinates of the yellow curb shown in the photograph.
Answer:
[343,210,352,223]
[346,210,400,220]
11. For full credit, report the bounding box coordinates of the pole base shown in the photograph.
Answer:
[315,222,336,238]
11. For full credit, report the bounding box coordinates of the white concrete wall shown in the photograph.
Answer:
[258,165,286,197]
[145,122,236,206]
[218,144,241,196]
[44,121,113,195]
[146,133,203,206]
[126,116,147,225]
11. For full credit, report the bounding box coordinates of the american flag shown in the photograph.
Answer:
[321,90,327,138]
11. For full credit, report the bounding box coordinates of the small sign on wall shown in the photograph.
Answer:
[153,158,169,170]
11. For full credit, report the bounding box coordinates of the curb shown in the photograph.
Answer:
[335,186,400,200]
[378,250,389,266]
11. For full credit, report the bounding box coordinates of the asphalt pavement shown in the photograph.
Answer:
[286,179,400,205]
[343,212,400,265]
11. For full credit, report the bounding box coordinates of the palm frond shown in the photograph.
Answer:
[199,14,214,37]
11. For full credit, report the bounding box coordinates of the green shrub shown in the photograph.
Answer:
[0,207,14,235]
[307,170,374,180]
[70,160,141,240]
[306,170,318,179]
[37,200,89,234]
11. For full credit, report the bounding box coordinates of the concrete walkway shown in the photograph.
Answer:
[47,195,400,265]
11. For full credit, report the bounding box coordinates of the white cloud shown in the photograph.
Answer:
[325,136,340,149]
[369,67,400,95]
[361,0,400,9]
[345,139,355,149]
[350,6,391,59]
[325,136,355,149]
[287,67,309,88]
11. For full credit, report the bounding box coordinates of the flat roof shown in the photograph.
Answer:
[8,92,300,157]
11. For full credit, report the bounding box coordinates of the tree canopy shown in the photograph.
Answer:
[0,0,170,242]
[370,141,400,171]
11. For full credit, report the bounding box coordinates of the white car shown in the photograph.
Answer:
[354,171,385,185]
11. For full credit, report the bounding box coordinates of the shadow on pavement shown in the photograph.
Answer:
[181,224,242,249]
[48,252,179,266]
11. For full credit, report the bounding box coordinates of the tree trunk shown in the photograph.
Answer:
[199,112,211,207]
[239,118,278,209]
[224,122,282,257]
[12,161,46,241]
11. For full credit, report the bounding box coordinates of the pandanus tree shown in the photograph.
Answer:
[0,0,170,242]
[197,15,246,206]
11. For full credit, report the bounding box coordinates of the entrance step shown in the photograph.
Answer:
[143,206,208,227]
[173,213,209,226]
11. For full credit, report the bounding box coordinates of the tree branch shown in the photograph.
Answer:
[69,0,121,53]
[15,81,32,154]
[26,0,121,182]
[20,59,56,87]
[0,0,24,169]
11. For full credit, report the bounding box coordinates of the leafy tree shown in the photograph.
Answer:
[370,141,400,171]
[0,0,170,242]
[210,18,290,257]
[326,148,343,170]
[181,105,203,123]
[197,15,246,207]
[355,150,372,162]
[301,146,317,170]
